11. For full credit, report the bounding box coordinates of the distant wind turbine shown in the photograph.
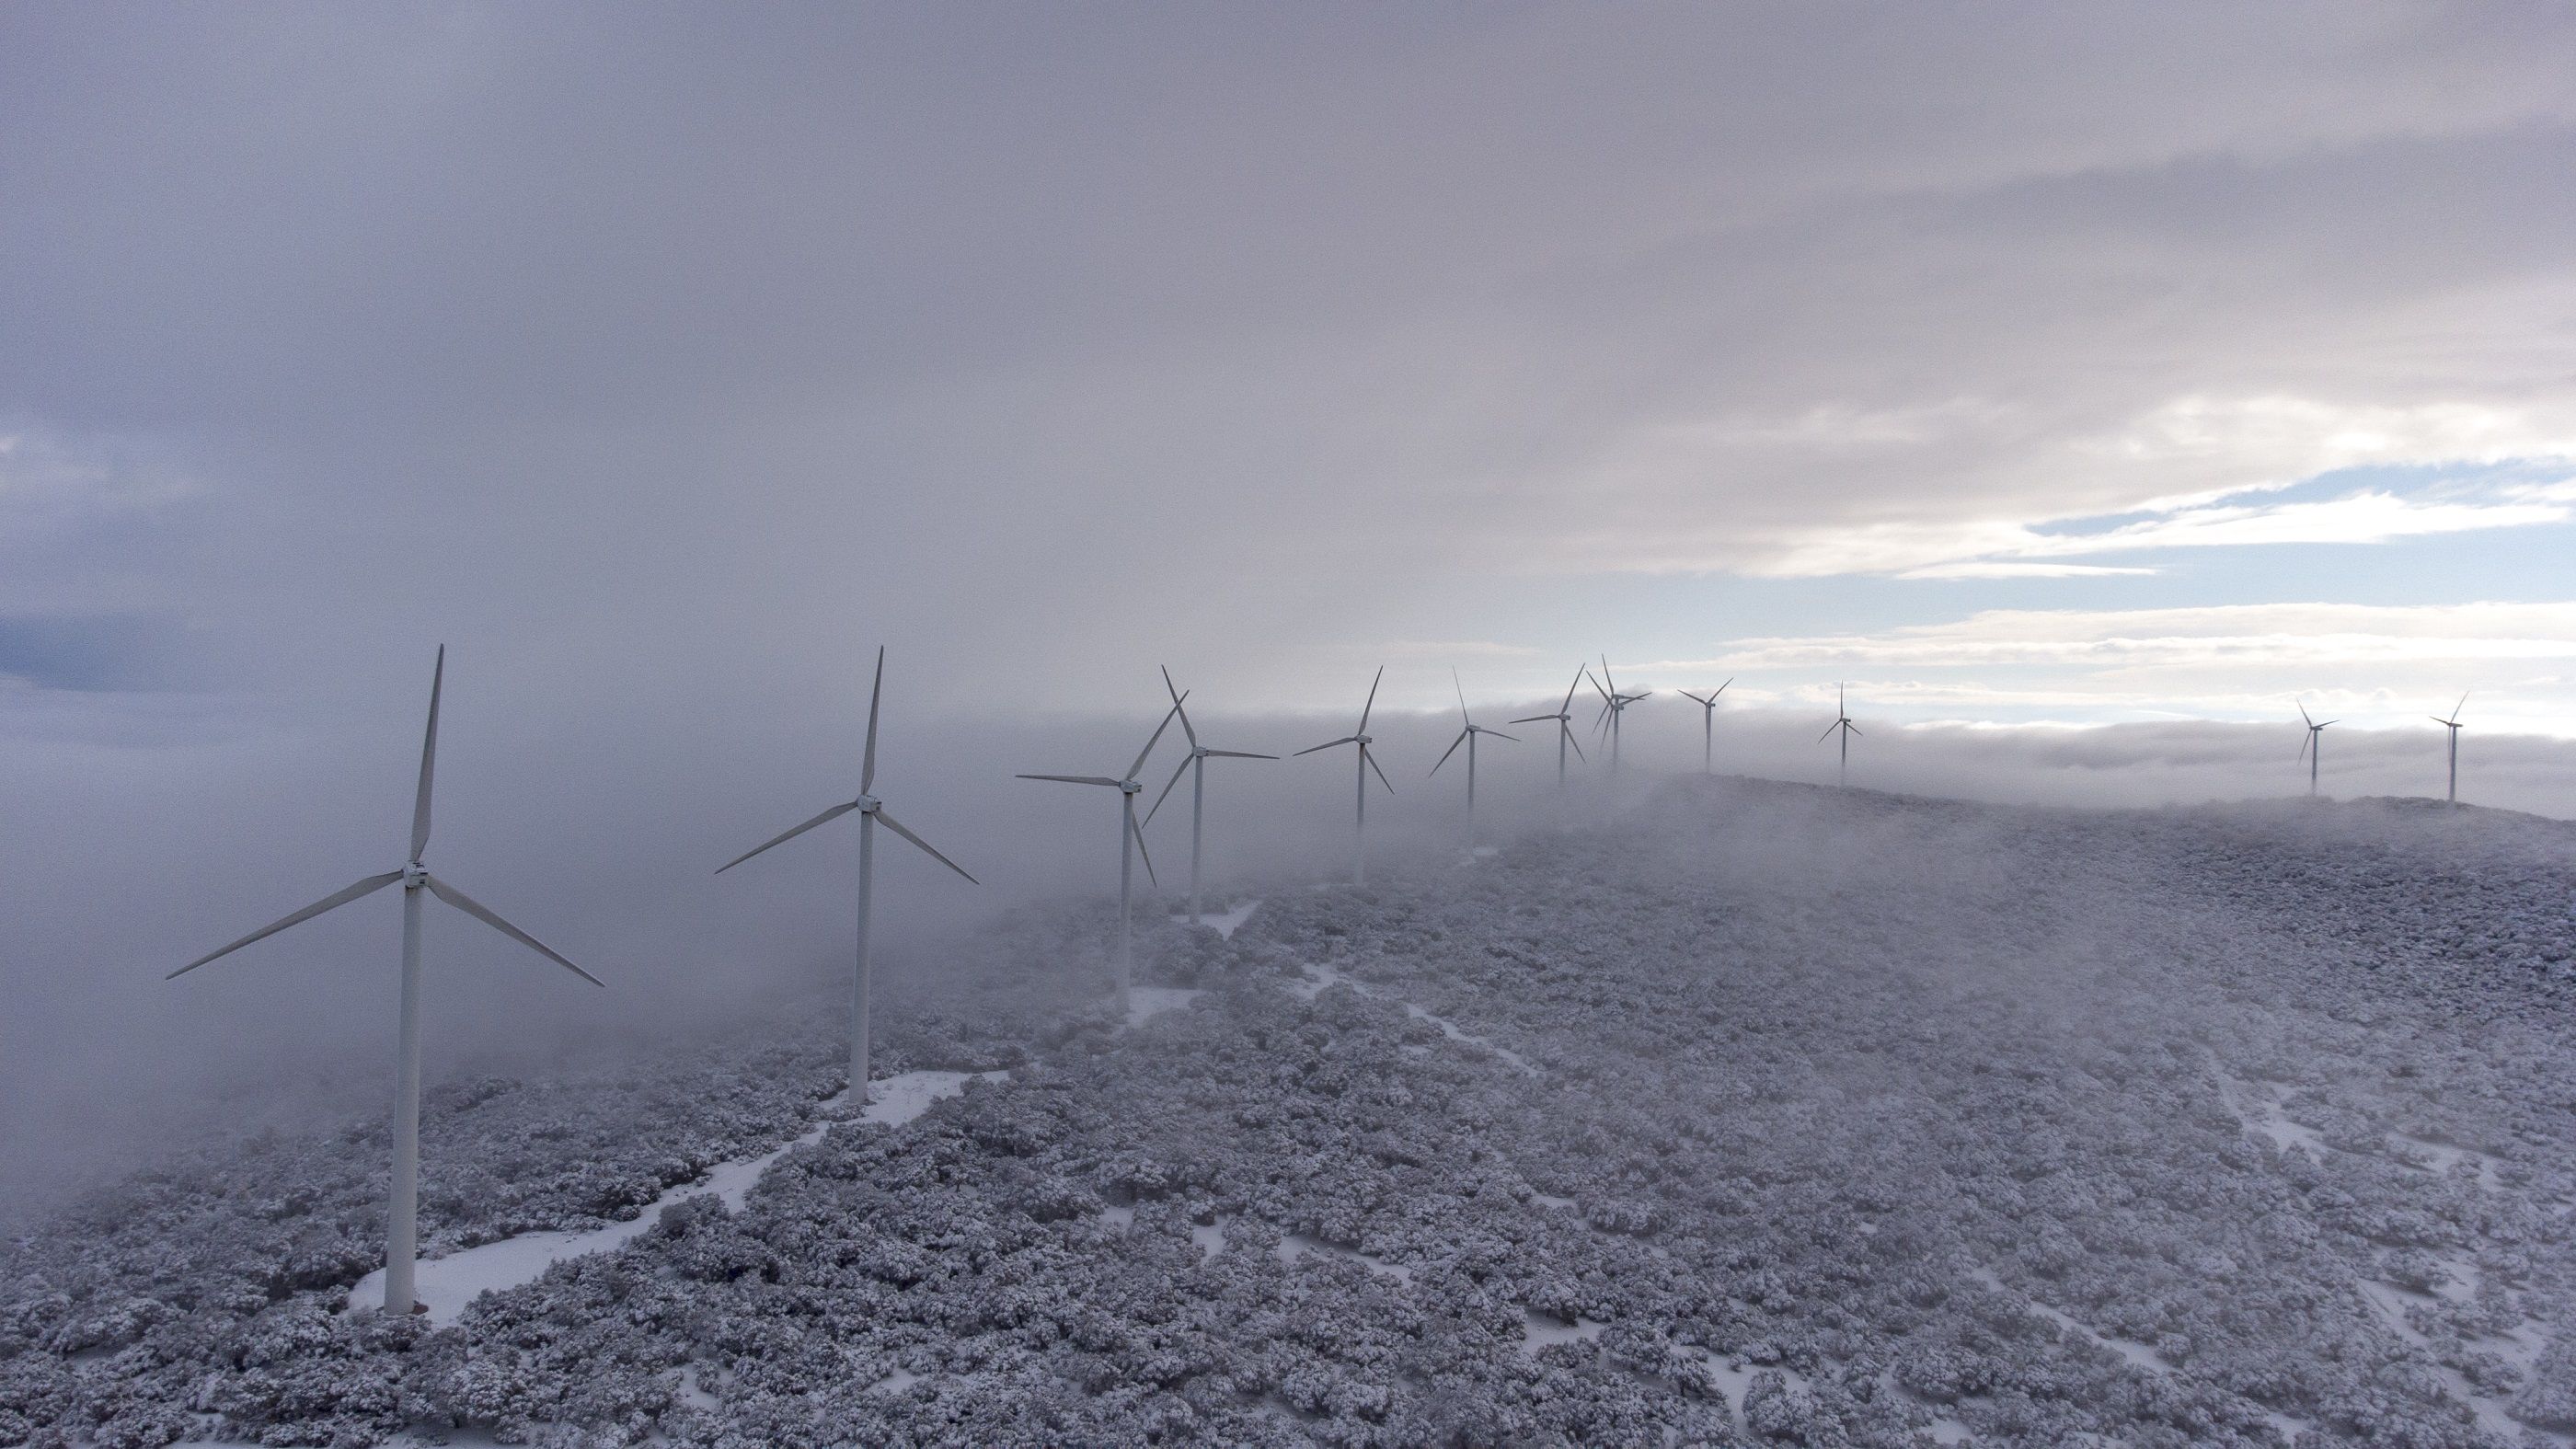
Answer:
[2297,700,2335,798]
[1820,684,1861,788]
[1430,667,1517,844]
[1020,697,1183,1011]
[1509,666,1591,787]
[1144,666,1276,922]
[167,647,602,1317]
[1294,666,1395,885]
[717,647,976,1106]
[1677,679,1733,774]
[1590,656,1651,772]
[2432,693,2468,805]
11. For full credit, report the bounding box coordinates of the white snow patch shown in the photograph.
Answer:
[1275,1230,1416,1282]
[1518,1309,1605,1356]
[2354,1279,2555,1443]
[1191,1217,1229,1260]
[1173,899,1261,937]
[1530,1192,1576,1210]
[1098,1202,1136,1227]
[1292,963,1539,1075]
[869,1367,921,1396]
[349,1069,1005,1325]
[1124,985,1202,1027]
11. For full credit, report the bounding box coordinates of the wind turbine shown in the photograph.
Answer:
[1820,684,1860,788]
[1509,665,1591,787]
[1430,667,1517,844]
[1019,698,1182,1011]
[167,647,601,1317]
[1294,666,1395,885]
[2432,693,2468,804]
[717,647,976,1106]
[1677,679,1733,774]
[1590,655,1651,772]
[2297,700,2335,798]
[1144,666,1275,922]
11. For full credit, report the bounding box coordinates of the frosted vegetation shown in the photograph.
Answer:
[6,778,2576,1446]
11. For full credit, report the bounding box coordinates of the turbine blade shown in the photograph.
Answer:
[1162,665,1198,749]
[1601,655,1616,695]
[1129,695,1185,780]
[2431,717,2452,726]
[1144,753,1191,825]
[2298,700,2313,727]
[716,799,862,874]
[1846,724,1861,737]
[1128,808,1157,888]
[2296,732,2311,762]
[1488,729,1520,742]
[872,810,978,885]
[1562,666,1585,713]
[1364,745,1395,795]
[1563,721,1586,761]
[2453,691,2469,723]
[1018,774,1124,787]
[1205,749,1276,759]
[1717,678,1732,696]
[1430,728,1467,776]
[860,646,886,795]
[424,874,604,987]
[1679,691,1708,707]
[1453,665,1470,725]
[1358,665,1384,732]
[1588,669,1614,705]
[1508,714,1557,724]
[1819,721,1841,743]
[1293,737,1357,756]
[412,646,444,862]
[168,871,406,979]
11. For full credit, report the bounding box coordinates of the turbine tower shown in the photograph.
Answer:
[1590,656,1651,772]
[1677,679,1733,774]
[168,647,602,1317]
[1820,684,1861,788]
[1144,666,1276,922]
[2432,693,2467,805]
[717,647,977,1106]
[1509,666,1591,787]
[2297,700,2336,798]
[1430,667,1517,844]
[1294,666,1395,885]
[1019,697,1182,1011]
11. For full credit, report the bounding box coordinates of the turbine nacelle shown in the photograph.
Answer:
[856,793,881,813]
[401,862,429,889]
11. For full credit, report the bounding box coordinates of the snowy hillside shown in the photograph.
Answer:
[7,778,2576,1447]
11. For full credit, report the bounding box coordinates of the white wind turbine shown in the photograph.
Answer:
[1144,666,1276,922]
[716,647,976,1105]
[1019,697,1183,1011]
[2297,700,2336,797]
[1820,684,1861,788]
[2432,693,2468,804]
[167,648,601,1317]
[1294,666,1395,885]
[1677,679,1733,774]
[1508,666,1591,787]
[1590,656,1651,772]
[1430,667,1518,844]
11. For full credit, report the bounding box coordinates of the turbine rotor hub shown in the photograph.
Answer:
[1120,779,1142,794]
[857,794,881,813]
[1355,734,1373,745]
[401,862,429,889]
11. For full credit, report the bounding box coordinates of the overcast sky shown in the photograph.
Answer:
[6,1,2574,733]
[6,4,2575,1197]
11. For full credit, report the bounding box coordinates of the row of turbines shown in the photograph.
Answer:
[167,648,2491,1315]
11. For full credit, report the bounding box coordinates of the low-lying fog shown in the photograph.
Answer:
[6,675,2571,1225]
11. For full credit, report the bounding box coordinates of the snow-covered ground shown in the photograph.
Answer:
[342,1069,1008,1325]
[11,779,2576,1447]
